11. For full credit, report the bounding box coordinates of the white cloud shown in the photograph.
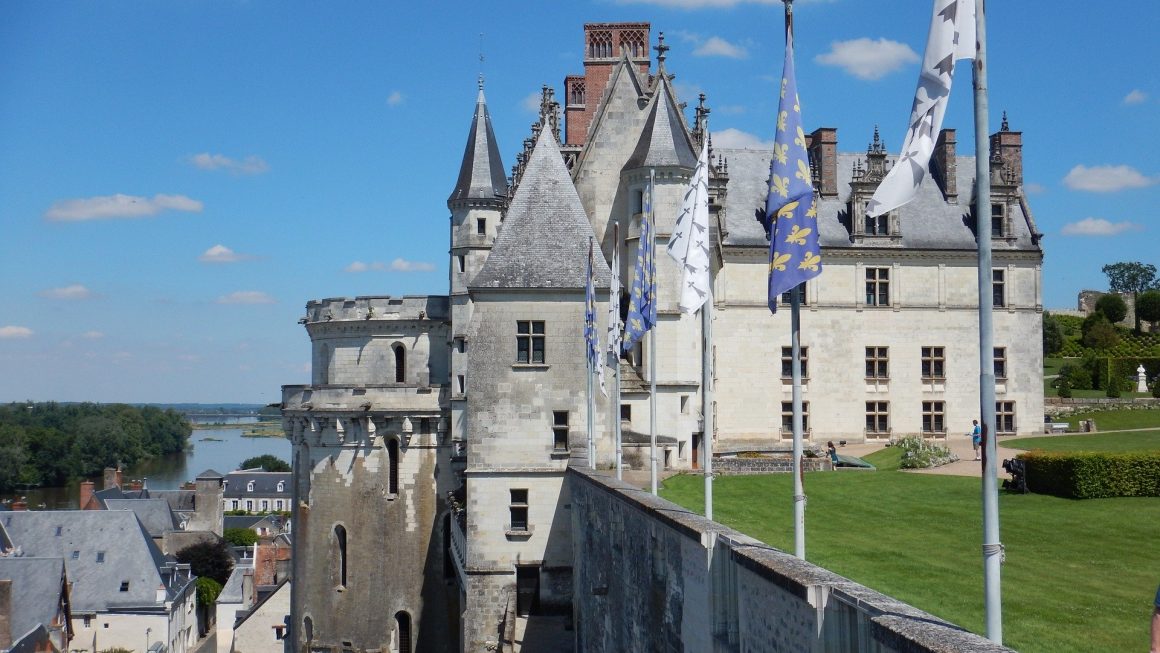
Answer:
[39,284,92,300]
[1023,182,1046,194]
[346,259,435,273]
[45,194,203,222]
[198,244,251,263]
[1123,89,1148,105]
[694,36,748,59]
[189,153,269,175]
[0,326,33,339]
[521,92,542,114]
[1063,164,1156,192]
[712,128,773,150]
[815,38,919,80]
[386,91,405,107]
[390,258,436,272]
[1061,218,1144,237]
[80,331,104,339]
[216,291,275,305]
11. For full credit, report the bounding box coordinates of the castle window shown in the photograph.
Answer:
[921,346,945,380]
[992,269,1006,308]
[395,611,412,653]
[552,411,569,452]
[588,30,613,58]
[866,401,889,435]
[922,401,946,434]
[457,255,466,273]
[476,218,486,235]
[509,489,529,531]
[991,203,1006,237]
[780,346,808,380]
[780,401,810,435]
[333,525,348,588]
[865,346,889,380]
[780,284,806,307]
[568,79,585,106]
[387,439,399,495]
[994,347,1007,380]
[996,401,1016,434]
[632,190,644,215]
[865,267,890,306]
[457,338,466,354]
[303,617,313,642]
[71,550,79,560]
[393,344,406,383]
[120,581,129,592]
[865,212,889,236]
[457,375,465,394]
[620,404,631,422]
[516,321,546,364]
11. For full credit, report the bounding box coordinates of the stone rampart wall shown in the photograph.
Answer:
[712,457,830,475]
[568,467,1014,653]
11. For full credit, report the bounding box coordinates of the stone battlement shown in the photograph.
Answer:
[303,295,449,323]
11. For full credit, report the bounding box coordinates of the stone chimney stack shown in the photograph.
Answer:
[79,480,95,510]
[103,467,122,490]
[933,129,958,200]
[989,112,1022,186]
[807,127,838,197]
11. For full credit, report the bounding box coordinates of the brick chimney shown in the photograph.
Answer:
[989,112,1022,186]
[103,467,122,490]
[128,480,143,492]
[11,499,26,511]
[563,22,651,147]
[79,480,95,510]
[807,127,838,197]
[933,129,958,200]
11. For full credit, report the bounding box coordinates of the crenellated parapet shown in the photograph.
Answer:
[281,384,447,449]
[302,295,449,324]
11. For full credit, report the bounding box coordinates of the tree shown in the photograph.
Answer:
[195,576,223,607]
[224,527,259,547]
[239,454,291,472]
[1136,290,1160,328]
[1043,312,1064,355]
[176,539,234,585]
[1102,261,1159,333]
[1094,294,1128,325]
[1082,314,1120,350]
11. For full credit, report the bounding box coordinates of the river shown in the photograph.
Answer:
[3,416,291,510]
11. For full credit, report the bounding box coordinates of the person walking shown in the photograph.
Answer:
[970,419,982,461]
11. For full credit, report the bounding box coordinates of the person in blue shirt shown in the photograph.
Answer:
[970,420,982,461]
[827,441,839,468]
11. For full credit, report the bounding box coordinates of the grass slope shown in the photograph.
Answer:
[1065,408,1160,431]
[1011,431,1160,453]
[661,448,1160,653]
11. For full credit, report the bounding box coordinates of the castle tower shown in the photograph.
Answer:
[447,78,508,459]
[458,127,609,650]
[282,296,454,653]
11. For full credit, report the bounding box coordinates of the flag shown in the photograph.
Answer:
[623,181,656,352]
[866,0,975,217]
[585,241,607,396]
[763,29,821,313]
[666,137,711,313]
[607,230,621,358]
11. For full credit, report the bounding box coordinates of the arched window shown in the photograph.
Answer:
[387,439,399,495]
[393,344,406,383]
[277,481,285,492]
[395,611,412,653]
[303,617,313,642]
[333,525,348,588]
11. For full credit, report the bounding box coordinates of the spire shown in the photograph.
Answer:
[624,79,697,171]
[1001,110,1010,131]
[654,31,669,73]
[448,81,508,204]
[471,129,610,290]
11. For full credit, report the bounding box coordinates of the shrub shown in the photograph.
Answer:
[1057,364,1092,390]
[1106,375,1122,398]
[195,576,223,607]
[224,527,258,547]
[1019,451,1160,499]
[894,435,958,469]
[1083,315,1121,350]
[1095,294,1128,325]
[1056,376,1073,398]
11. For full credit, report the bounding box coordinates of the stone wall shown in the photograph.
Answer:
[569,467,1015,653]
[712,456,830,475]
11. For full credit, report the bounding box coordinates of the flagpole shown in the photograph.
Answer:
[587,237,597,470]
[649,168,659,496]
[702,287,714,520]
[972,0,1002,642]
[613,223,624,481]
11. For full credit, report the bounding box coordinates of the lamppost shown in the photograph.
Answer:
[145,628,152,653]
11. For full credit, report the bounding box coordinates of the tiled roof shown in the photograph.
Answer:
[624,80,697,171]
[103,499,179,537]
[0,557,66,644]
[224,471,291,499]
[471,130,610,290]
[448,85,508,204]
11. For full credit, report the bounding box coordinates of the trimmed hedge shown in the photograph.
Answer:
[1091,357,1160,390]
[1018,450,1160,499]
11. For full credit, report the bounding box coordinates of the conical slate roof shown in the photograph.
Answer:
[471,130,610,290]
[448,85,508,203]
[624,80,697,171]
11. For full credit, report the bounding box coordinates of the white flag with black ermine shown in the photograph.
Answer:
[666,137,712,313]
[867,0,975,217]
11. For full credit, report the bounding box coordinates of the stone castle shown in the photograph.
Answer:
[279,22,1041,652]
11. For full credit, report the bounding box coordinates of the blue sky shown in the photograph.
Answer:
[1,0,1156,403]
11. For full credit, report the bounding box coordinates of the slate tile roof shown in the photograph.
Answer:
[471,130,611,290]
[223,471,291,499]
[103,499,180,538]
[448,86,509,203]
[624,80,697,171]
[0,557,67,646]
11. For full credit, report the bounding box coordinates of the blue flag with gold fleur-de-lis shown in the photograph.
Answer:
[623,181,656,352]
[762,30,821,313]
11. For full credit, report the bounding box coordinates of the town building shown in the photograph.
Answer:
[0,557,73,653]
[280,21,1043,652]
[223,471,292,514]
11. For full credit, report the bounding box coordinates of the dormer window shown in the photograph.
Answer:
[247,481,255,492]
[476,218,486,235]
[865,212,889,236]
[991,203,1006,237]
[277,481,285,492]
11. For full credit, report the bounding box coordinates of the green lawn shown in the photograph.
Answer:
[661,448,1160,653]
[1066,407,1160,431]
[1010,431,1160,453]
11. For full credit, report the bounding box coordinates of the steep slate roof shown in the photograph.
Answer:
[152,489,196,512]
[103,499,180,538]
[719,147,1040,252]
[223,471,291,499]
[0,557,67,645]
[196,469,225,480]
[471,130,611,290]
[2,510,174,612]
[447,83,508,203]
[624,78,697,171]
